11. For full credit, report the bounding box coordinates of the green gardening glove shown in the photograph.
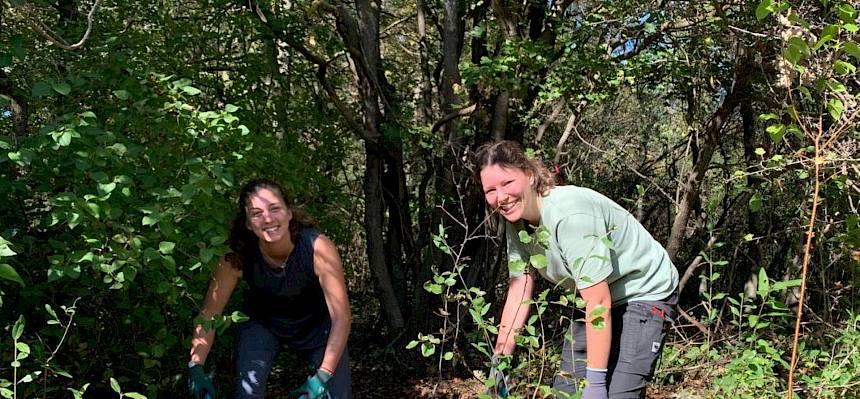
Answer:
[484,355,510,398]
[188,364,216,399]
[291,369,332,399]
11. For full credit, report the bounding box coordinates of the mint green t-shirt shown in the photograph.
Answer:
[507,185,678,305]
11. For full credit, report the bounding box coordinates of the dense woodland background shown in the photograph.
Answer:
[1,0,858,397]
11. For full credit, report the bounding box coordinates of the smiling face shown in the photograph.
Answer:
[245,188,293,244]
[480,164,540,224]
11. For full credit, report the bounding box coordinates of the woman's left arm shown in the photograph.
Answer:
[579,280,612,369]
[313,234,352,375]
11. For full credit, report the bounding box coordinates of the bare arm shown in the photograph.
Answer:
[314,235,352,374]
[189,257,242,365]
[494,273,535,355]
[578,280,612,369]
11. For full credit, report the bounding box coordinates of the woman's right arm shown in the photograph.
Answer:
[189,257,242,365]
[493,272,535,356]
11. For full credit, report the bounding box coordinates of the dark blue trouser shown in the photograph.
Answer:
[235,320,352,399]
[552,297,675,399]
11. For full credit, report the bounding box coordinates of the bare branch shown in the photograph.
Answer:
[431,103,478,134]
[25,0,103,50]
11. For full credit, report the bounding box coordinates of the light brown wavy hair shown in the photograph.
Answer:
[474,140,555,196]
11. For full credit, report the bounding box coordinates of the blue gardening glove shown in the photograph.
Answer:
[484,355,510,398]
[291,369,332,399]
[581,367,608,399]
[188,364,216,399]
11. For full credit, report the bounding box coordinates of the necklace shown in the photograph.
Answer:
[261,249,289,269]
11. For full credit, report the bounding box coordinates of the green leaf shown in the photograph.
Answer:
[785,37,810,65]
[589,305,606,329]
[643,22,656,33]
[420,342,435,357]
[755,0,774,20]
[52,82,71,95]
[182,86,202,96]
[405,340,419,349]
[229,311,249,323]
[600,237,615,250]
[828,99,845,120]
[836,3,857,22]
[12,315,24,340]
[110,377,121,393]
[158,241,175,254]
[845,24,859,33]
[758,113,779,121]
[508,259,526,274]
[743,233,754,241]
[834,60,856,75]
[814,24,839,50]
[443,352,454,361]
[589,304,607,319]
[45,304,58,320]
[757,268,770,296]
[113,90,130,100]
[749,192,762,212]
[97,182,117,195]
[0,264,24,286]
[0,237,16,257]
[423,281,443,294]
[844,42,860,60]
[68,383,91,399]
[85,202,100,219]
[772,279,802,291]
[32,81,53,97]
[224,104,239,113]
[15,342,29,355]
[754,147,766,156]
[529,254,548,269]
[124,393,147,399]
[517,230,533,244]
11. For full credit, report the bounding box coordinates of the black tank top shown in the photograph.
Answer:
[241,228,330,349]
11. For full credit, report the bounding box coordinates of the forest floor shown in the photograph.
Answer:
[232,295,714,398]
[261,330,713,399]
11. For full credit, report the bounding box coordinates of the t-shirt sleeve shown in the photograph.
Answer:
[555,214,613,289]
[505,222,529,278]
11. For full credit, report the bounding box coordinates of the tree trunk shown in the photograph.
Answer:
[440,0,464,144]
[666,59,753,262]
[334,0,408,331]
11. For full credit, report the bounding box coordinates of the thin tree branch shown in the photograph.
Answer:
[571,119,678,205]
[431,103,477,134]
[26,0,102,50]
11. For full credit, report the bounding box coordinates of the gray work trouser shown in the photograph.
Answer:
[553,297,676,399]
[234,320,352,399]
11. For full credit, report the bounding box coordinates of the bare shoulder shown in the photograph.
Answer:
[313,234,339,257]
[313,234,343,272]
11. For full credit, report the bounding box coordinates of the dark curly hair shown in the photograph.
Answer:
[226,179,318,268]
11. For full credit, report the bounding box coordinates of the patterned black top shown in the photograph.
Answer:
[241,228,330,349]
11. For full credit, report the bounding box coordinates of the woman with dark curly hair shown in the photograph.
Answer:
[188,179,352,399]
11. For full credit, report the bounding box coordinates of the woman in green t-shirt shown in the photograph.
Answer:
[476,140,678,399]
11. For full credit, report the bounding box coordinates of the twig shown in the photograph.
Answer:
[26,0,103,50]
[678,307,709,335]
[786,127,823,399]
[728,25,768,37]
[431,103,478,134]
[678,236,719,293]
[572,122,678,205]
